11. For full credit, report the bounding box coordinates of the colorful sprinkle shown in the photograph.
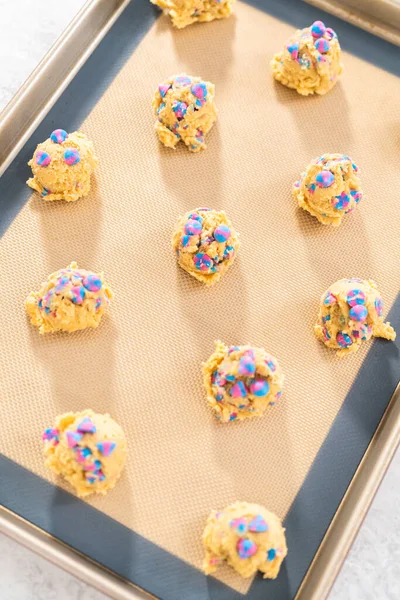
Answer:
[82,273,102,293]
[229,413,238,421]
[322,327,331,341]
[314,38,330,53]
[75,447,92,463]
[333,192,350,211]
[311,20,326,38]
[238,355,256,376]
[174,76,192,87]
[185,219,202,235]
[237,539,258,559]
[77,417,96,434]
[55,276,69,292]
[361,324,373,341]
[158,84,171,97]
[42,428,59,443]
[287,42,299,60]
[50,129,68,144]
[267,548,276,561]
[191,82,207,99]
[337,332,352,348]
[350,189,362,203]
[249,379,270,397]
[96,441,116,457]
[349,305,368,322]
[35,150,51,167]
[346,289,366,307]
[66,431,83,448]
[230,518,248,535]
[193,253,213,271]
[64,148,80,166]
[316,170,334,188]
[85,474,97,484]
[375,297,383,317]
[70,286,86,305]
[214,225,231,243]
[223,246,235,260]
[172,101,188,120]
[324,291,337,306]
[249,515,268,533]
[230,381,248,398]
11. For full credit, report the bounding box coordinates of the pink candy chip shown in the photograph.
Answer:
[314,38,330,53]
[66,431,83,448]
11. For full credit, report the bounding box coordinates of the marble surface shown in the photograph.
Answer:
[0,1,399,599]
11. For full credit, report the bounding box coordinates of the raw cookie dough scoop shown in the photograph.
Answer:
[27,129,98,202]
[293,153,362,226]
[151,0,235,29]
[172,207,239,285]
[315,278,396,356]
[153,74,217,152]
[25,262,112,334]
[271,20,343,95]
[42,410,127,497]
[203,501,287,579]
[203,341,284,422]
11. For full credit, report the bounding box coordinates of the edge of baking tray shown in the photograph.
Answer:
[0,1,399,599]
[304,0,400,46]
[0,0,132,177]
[2,383,399,600]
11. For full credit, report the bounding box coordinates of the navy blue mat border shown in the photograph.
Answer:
[1,1,399,599]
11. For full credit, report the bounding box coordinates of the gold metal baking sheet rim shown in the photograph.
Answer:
[1,0,399,597]
[0,507,150,600]
[0,0,131,176]
[297,381,400,600]
[1,382,399,600]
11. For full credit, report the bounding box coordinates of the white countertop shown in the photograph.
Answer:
[0,1,399,599]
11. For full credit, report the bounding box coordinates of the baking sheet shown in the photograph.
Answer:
[0,0,399,598]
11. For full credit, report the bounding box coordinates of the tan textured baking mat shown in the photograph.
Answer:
[1,2,400,593]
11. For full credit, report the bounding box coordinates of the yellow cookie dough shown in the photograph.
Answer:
[153,74,216,152]
[271,20,343,96]
[42,410,127,497]
[151,0,234,29]
[172,208,239,285]
[203,501,287,579]
[25,262,112,334]
[315,278,396,357]
[27,129,98,202]
[203,341,284,422]
[293,153,362,226]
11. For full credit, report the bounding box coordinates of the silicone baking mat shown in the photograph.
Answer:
[0,0,399,598]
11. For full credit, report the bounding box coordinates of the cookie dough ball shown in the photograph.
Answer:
[293,154,362,226]
[203,501,287,579]
[315,278,396,356]
[151,0,234,29]
[27,129,98,201]
[172,208,239,286]
[271,20,343,96]
[153,74,216,152]
[42,410,127,497]
[203,341,284,422]
[25,262,112,334]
